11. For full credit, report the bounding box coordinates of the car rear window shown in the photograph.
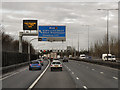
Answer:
[31,61,39,64]
[39,60,43,61]
[52,62,61,64]
[81,56,85,57]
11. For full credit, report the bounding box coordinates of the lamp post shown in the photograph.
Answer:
[97,8,118,60]
[28,38,38,62]
[82,25,90,55]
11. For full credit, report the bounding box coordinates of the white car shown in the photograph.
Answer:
[50,60,62,71]
[80,54,86,59]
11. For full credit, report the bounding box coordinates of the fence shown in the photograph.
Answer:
[2,51,38,67]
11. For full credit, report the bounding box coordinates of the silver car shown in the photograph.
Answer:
[50,60,62,71]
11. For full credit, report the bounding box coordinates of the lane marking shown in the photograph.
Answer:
[27,61,50,90]
[83,86,88,89]
[1,67,28,80]
[72,72,74,74]
[113,77,118,80]
[100,72,104,74]
[86,67,88,69]
[76,77,79,80]
[92,69,95,71]
[68,68,71,71]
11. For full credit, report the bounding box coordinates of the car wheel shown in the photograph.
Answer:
[39,68,41,70]
[61,68,62,71]
[29,68,32,70]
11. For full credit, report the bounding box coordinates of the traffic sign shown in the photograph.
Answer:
[23,20,37,30]
[38,25,66,41]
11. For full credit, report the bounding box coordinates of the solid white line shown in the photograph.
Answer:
[76,77,79,80]
[27,61,50,90]
[100,72,104,74]
[83,86,87,89]
[113,77,118,80]
[1,67,28,80]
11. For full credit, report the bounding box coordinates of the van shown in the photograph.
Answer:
[102,54,116,61]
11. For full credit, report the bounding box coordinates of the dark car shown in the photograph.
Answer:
[29,60,42,70]
[63,56,69,62]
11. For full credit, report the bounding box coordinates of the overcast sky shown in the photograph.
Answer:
[1,1,119,51]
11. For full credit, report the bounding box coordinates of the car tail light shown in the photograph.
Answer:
[41,61,43,63]
[30,64,32,66]
[38,64,40,66]
[60,64,62,67]
[51,65,53,67]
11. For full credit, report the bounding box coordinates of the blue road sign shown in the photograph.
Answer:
[38,26,66,38]
[42,38,47,41]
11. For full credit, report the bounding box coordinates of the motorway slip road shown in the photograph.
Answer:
[2,60,48,89]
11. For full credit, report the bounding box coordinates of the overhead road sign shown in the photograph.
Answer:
[38,25,66,42]
[23,20,37,30]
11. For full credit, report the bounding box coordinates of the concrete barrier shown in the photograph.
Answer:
[2,62,29,74]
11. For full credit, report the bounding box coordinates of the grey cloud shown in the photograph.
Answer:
[2,2,118,50]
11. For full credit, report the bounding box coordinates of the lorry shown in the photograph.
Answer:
[102,54,116,62]
[50,52,57,59]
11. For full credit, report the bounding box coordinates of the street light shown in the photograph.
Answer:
[28,38,38,62]
[82,25,90,55]
[97,8,118,60]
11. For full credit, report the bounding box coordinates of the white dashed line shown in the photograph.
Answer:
[76,77,79,80]
[100,72,104,74]
[92,69,95,71]
[113,77,118,80]
[72,72,74,74]
[69,69,71,71]
[83,86,87,89]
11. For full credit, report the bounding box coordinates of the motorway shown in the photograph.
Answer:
[2,60,119,89]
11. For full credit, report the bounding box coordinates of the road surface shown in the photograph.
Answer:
[2,60,119,89]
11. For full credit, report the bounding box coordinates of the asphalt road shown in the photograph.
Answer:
[2,60,48,89]
[2,59,119,89]
[33,65,76,88]
[63,60,119,88]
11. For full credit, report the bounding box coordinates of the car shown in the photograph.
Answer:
[63,56,69,62]
[79,54,86,59]
[29,60,42,70]
[50,60,62,71]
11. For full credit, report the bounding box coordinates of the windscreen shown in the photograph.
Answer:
[52,62,61,64]
[31,61,39,64]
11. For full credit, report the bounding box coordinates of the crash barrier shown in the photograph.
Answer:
[2,61,29,74]
[2,51,38,67]
[70,57,120,69]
